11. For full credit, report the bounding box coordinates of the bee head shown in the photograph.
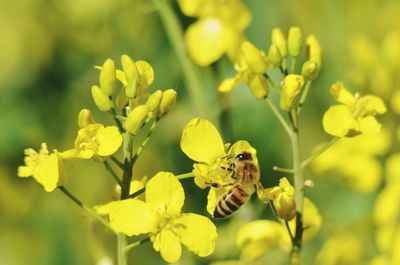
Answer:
[236,152,252,161]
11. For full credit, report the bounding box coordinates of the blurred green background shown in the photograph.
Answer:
[1,0,399,264]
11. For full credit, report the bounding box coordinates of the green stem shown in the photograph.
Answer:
[58,186,115,233]
[132,118,160,165]
[288,111,303,264]
[301,137,339,168]
[118,234,127,265]
[153,0,212,119]
[290,58,296,74]
[125,237,150,253]
[103,160,123,187]
[273,166,294,174]
[265,98,292,137]
[111,107,124,133]
[297,81,312,115]
[110,155,124,169]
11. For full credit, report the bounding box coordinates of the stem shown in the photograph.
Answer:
[297,81,312,115]
[110,155,124,169]
[264,98,292,137]
[111,107,124,133]
[273,166,294,174]
[290,58,296,74]
[153,0,212,119]
[118,234,127,265]
[132,118,160,165]
[288,111,303,263]
[301,137,339,168]
[127,172,194,199]
[103,160,124,187]
[125,237,150,253]
[58,186,115,233]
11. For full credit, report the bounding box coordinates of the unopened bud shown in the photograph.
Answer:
[304,179,314,188]
[272,28,288,58]
[115,87,129,109]
[268,44,282,67]
[121,55,139,98]
[124,105,149,135]
[288,27,303,58]
[301,60,319,81]
[280,75,305,111]
[159,89,177,116]
[146,90,163,112]
[78,109,96,128]
[245,75,269,100]
[91,85,112,112]
[99,59,116,96]
[241,42,268,74]
[306,35,322,69]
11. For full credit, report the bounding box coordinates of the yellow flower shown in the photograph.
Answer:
[115,56,154,101]
[323,81,386,137]
[236,220,291,261]
[280,74,305,111]
[311,129,390,193]
[288,197,321,241]
[18,143,66,192]
[63,123,122,160]
[315,233,363,265]
[108,172,217,263]
[180,118,259,189]
[266,177,296,221]
[178,0,251,66]
[218,41,271,100]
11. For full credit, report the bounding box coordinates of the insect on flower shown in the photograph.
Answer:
[210,151,263,218]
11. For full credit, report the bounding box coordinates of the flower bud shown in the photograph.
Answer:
[99,58,116,96]
[280,75,305,111]
[78,108,96,128]
[159,89,177,116]
[272,28,287,58]
[121,55,139,98]
[288,27,303,58]
[268,44,282,67]
[267,177,296,221]
[306,35,322,69]
[146,90,163,112]
[301,60,319,81]
[245,75,269,100]
[124,105,149,135]
[91,85,112,112]
[241,42,268,74]
[115,87,129,109]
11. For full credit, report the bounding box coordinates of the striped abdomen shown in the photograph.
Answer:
[213,185,249,218]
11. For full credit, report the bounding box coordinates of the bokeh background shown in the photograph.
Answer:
[1,0,400,264]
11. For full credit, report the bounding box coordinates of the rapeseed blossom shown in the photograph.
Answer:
[177,0,251,66]
[18,143,66,192]
[323,81,386,137]
[266,177,296,221]
[180,118,259,215]
[105,172,217,263]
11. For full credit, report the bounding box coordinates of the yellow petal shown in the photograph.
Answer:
[174,213,217,257]
[17,166,32,177]
[218,75,241,93]
[373,185,400,226]
[135,60,154,91]
[358,95,387,115]
[95,201,119,216]
[385,153,400,183]
[177,0,203,17]
[329,81,356,106]
[236,220,291,261]
[207,186,232,216]
[109,199,158,236]
[185,19,233,66]
[357,116,381,134]
[180,118,225,164]
[96,126,123,157]
[322,105,357,137]
[145,172,184,218]
[157,229,182,263]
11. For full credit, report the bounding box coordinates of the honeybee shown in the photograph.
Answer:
[212,151,263,218]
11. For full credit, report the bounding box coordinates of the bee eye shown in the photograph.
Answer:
[237,154,245,160]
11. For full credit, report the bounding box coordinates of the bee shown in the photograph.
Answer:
[212,151,262,218]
